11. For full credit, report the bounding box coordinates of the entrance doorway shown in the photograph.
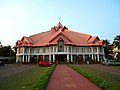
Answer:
[55,54,67,63]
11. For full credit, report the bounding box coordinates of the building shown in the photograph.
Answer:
[14,22,105,63]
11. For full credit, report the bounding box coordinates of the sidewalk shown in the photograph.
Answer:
[45,64,101,90]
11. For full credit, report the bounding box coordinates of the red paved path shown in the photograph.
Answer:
[46,65,101,90]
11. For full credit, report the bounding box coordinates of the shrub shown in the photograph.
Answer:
[68,64,110,90]
[32,64,56,90]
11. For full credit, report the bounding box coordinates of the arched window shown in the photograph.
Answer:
[58,39,64,52]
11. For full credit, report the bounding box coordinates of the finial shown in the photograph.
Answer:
[58,18,61,22]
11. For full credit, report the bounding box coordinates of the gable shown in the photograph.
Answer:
[49,33,72,45]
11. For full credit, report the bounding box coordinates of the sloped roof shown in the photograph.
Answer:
[15,22,104,47]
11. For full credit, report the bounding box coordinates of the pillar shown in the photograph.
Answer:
[97,54,100,62]
[49,54,51,62]
[22,55,24,62]
[28,47,30,62]
[28,55,30,62]
[67,54,69,62]
[53,46,54,53]
[53,54,55,62]
[71,54,73,62]
[22,47,25,62]
[83,54,85,61]
[92,54,94,61]
[43,55,45,60]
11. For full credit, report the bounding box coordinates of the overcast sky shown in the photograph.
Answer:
[0,0,120,46]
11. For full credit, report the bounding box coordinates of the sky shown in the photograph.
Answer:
[0,0,120,47]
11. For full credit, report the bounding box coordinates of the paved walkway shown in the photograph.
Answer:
[46,65,101,90]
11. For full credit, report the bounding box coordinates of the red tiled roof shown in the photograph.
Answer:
[15,22,104,47]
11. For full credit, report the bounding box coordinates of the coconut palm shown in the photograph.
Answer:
[113,35,120,60]
[113,35,120,49]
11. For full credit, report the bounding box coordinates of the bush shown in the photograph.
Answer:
[32,64,56,90]
[68,64,110,90]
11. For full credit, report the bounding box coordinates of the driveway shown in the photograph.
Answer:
[82,64,120,76]
[0,64,37,78]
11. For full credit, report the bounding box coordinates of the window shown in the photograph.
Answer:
[66,46,67,52]
[99,47,103,53]
[58,39,64,52]
[30,48,34,53]
[93,47,97,53]
[43,48,46,53]
[54,47,56,52]
[82,48,85,53]
[69,46,71,52]
[37,48,40,53]
[89,48,92,53]
[25,48,29,53]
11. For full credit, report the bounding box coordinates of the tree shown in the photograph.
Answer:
[0,41,2,48]
[113,35,120,49]
[113,35,120,60]
[0,44,16,63]
[104,39,112,59]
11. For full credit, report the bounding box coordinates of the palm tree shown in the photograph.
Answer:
[113,35,120,49]
[104,39,112,58]
[113,35,120,60]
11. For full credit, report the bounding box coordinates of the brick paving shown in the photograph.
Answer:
[46,64,101,90]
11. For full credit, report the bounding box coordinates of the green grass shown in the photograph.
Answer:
[0,64,56,90]
[32,64,56,90]
[68,64,120,90]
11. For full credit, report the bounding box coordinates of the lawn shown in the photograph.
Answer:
[69,64,120,90]
[0,64,56,90]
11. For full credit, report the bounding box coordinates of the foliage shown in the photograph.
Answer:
[68,64,110,89]
[0,45,16,62]
[113,35,120,49]
[32,64,56,90]
[104,39,113,58]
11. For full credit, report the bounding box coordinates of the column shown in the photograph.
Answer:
[83,54,85,61]
[43,55,45,60]
[67,54,69,62]
[71,54,73,62]
[26,55,28,62]
[16,55,19,63]
[53,46,54,53]
[49,54,51,62]
[22,47,25,62]
[28,55,30,62]
[22,55,24,62]
[97,54,100,62]
[28,47,30,62]
[97,47,99,62]
[91,47,94,61]
[53,54,55,62]
[92,54,94,61]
